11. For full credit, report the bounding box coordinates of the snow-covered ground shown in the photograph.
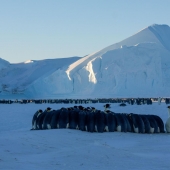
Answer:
[0,102,170,170]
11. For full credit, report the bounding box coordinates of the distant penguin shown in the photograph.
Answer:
[104,104,111,112]
[130,99,134,105]
[50,109,61,129]
[58,108,69,128]
[119,103,126,107]
[129,114,145,133]
[104,111,116,132]
[31,109,43,130]
[151,115,165,133]
[42,107,54,130]
[95,110,105,133]
[158,97,162,105]
[165,106,170,133]
[140,115,151,133]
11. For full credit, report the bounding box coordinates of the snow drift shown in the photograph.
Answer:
[0,24,170,99]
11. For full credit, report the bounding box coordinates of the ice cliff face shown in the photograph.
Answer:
[1,24,170,99]
[63,24,170,98]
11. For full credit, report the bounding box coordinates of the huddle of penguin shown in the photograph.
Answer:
[31,104,167,134]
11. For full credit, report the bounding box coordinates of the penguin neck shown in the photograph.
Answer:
[104,107,109,112]
[168,108,170,117]
[37,112,42,117]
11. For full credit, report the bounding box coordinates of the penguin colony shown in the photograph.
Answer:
[31,104,167,134]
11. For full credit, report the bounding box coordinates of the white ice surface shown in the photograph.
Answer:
[1,24,170,99]
[0,102,170,170]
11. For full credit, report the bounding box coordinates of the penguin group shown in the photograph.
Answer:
[31,104,166,134]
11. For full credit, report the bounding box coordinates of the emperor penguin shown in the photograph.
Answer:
[58,108,69,128]
[95,110,105,133]
[151,115,165,133]
[78,107,87,131]
[50,109,61,129]
[36,109,48,130]
[146,115,158,133]
[31,109,43,130]
[126,114,134,132]
[104,104,111,112]
[114,113,125,132]
[68,107,79,129]
[129,113,145,133]
[122,114,132,132]
[158,97,162,105]
[42,107,54,130]
[104,110,116,132]
[165,106,170,133]
[140,115,151,133]
[86,107,96,132]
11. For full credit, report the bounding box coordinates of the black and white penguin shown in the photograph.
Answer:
[36,109,48,130]
[42,107,54,130]
[128,113,145,133]
[31,109,43,130]
[158,97,162,105]
[95,110,105,133]
[130,99,135,105]
[126,114,134,133]
[78,107,87,131]
[58,108,69,128]
[151,115,165,133]
[86,108,96,132]
[165,106,170,133]
[119,103,126,107]
[122,114,132,132]
[104,111,117,132]
[50,109,61,129]
[146,115,158,133]
[104,104,111,112]
[114,113,125,132]
[120,113,128,132]
[140,115,151,133]
[68,107,79,129]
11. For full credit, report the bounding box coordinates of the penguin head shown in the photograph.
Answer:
[38,109,43,113]
[78,105,84,110]
[86,107,91,110]
[74,106,78,109]
[167,106,170,109]
[67,107,72,111]
[46,107,52,112]
[104,104,111,108]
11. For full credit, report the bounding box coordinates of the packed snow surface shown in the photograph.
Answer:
[0,102,170,170]
[1,24,170,99]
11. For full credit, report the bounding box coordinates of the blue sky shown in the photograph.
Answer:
[0,0,170,63]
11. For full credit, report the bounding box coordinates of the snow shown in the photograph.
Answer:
[24,60,34,64]
[0,58,10,69]
[0,24,170,99]
[0,57,80,98]
[0,102,170,170]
